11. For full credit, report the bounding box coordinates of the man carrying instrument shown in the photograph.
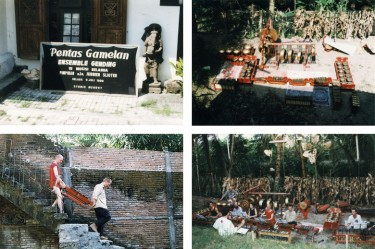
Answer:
[49,154,66,213]
[90,178,112,240]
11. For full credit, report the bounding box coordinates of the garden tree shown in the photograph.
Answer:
[43,134,183,152]
[269,0,275,13]
[192,134,375,196]
[193,135,201,194]
[227,134,236,178]
[296,135,307,177]
[202,134,215,196]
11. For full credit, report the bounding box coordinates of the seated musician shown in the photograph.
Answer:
[346,208,363,229]
[229,201,246,230]
[297,199,310,219]
[261,202,276,226]
[247,203,258,219]
[283,204,297,225]
[220,185,238,204]
[208,201,221,218]
[213,208,236,236]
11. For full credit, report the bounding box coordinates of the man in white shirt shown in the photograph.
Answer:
[213,208,236,236]
[346,208,363,229]
[89,178,112,240]
[283,204,297,225]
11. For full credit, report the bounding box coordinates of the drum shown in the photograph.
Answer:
[299,200,311,210]
[240,200,249,211]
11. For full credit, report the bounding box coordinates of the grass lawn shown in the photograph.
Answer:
[192,225,374,249]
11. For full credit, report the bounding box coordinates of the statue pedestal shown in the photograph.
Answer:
[149,82,162,94]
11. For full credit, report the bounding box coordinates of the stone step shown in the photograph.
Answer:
[100,239,113,246]
[34,199,49,206]
[43,206,57,213]
[53,213,68,220]
[21,191,35,198]
[59,239,80,249]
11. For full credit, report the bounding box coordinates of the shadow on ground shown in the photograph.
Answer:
[193,84,375,125]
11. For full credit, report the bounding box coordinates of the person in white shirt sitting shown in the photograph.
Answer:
[213,208,236,236]
[283,204,297,226]
[346,208,363,229]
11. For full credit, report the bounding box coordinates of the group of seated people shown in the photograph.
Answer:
[199,186,372,237]
[208,198,298,229]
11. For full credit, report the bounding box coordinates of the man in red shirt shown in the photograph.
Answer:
[49,154,65,213]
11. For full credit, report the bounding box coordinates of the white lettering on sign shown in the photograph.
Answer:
[58,60,89,66]
[59,71,74,75]
[103,73,117,78]
[91,61,117,67]
[73,85,86,89]
[76,67,89,71]
[86,49,129,60]
[92,68,108,72]
[50,48,83,57]
[88,86,103,90]
[86,72,101,77]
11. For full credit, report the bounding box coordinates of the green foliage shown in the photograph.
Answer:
[315,0,349,11]
[42,134,183,152]
[192,134,375,196]
[170,57,183,77]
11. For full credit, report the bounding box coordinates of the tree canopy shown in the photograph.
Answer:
[193,134,375,196]
[43,134,183,152]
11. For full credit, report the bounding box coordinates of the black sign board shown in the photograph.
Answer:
[41,42,138,95]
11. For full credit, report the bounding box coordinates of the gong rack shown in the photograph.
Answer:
[333,228,375,245]
[262,42,316,69]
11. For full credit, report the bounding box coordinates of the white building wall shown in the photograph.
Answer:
[2,0,180,83]
[127,0,180,83]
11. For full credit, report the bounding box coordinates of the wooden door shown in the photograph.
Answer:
[15,0,47,59]
[91,0,127,44]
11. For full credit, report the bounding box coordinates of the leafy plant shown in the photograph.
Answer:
[315,0,349,11]
[170,57,183,77]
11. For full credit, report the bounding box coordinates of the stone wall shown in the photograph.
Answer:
[70,147,183,172]
[70,169,183,248]
[0,135,184,248]
[0,196,58,249]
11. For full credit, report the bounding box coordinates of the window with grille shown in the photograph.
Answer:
[63,13,80,42]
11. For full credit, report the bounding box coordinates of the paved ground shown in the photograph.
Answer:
[0,87,183,125]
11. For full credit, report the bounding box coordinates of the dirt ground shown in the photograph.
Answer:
[192,36,375,125]
[193,196,375,247]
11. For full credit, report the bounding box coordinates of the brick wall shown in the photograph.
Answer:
[0,135,184,248]
[70,147,183,172]
[70,169,183,248]
[0,196,58,249]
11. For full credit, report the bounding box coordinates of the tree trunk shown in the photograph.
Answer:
[269,0,275,14]
[275,142,282,191]
[202,135,215,196]
[299,140,306,177]
[193,137,201,194]
[227,134,235,178]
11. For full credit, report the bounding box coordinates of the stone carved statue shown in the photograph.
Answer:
[141,24,163,92]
